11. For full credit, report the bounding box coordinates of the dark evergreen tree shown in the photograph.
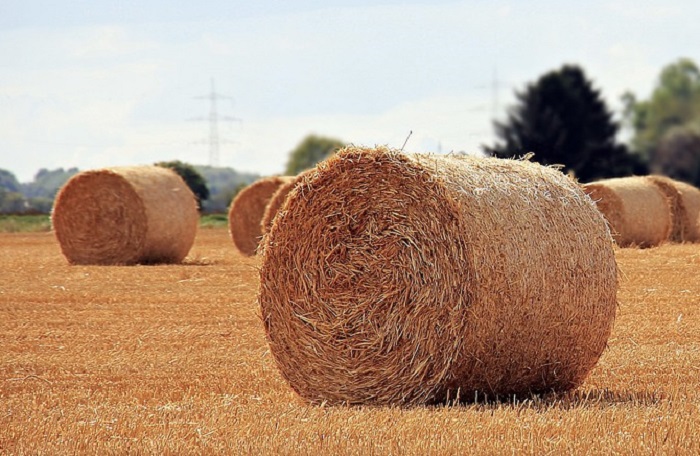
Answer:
[484,65,645,182]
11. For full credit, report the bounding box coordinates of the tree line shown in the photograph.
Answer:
[2,57,699,214]
[487,58,700,186]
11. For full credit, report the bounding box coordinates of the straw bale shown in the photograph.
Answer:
[646,175,700,242]
[52,166,198,265]
[258,146,617,406]
[260,179,297,235]
[583,176,671,247]
[228,176,295,256]
[673,179,700,242]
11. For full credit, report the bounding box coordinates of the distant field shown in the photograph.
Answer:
[0,214,51,233]
[1,229,700,454]
[0,214,228,233]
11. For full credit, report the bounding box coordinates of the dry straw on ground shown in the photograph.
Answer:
[646,175,700,243]
[228,176,295,256]
[52,166,198,265]
[583,176,671,248]
[258,146,618,406]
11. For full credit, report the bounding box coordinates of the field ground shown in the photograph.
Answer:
[1,229,700,454]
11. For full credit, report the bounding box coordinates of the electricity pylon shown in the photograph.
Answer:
[193,78,240,167]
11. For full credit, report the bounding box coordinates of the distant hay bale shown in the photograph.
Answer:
[583,176,671,248]
[260,170,317,235]
[645,175,684,242]
[673,179,700,242]
[259,146,617,406]
[228,176,295,256]
[52,166,199,265]
[260,179,297,235]
[646,175,700,242]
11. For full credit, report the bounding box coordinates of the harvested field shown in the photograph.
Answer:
[2,229,700,454]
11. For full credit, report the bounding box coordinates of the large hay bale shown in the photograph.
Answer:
[228,176,295,256]
[52,166,198,265]
[646,175,700,242]
[583,176,671,248]
[259,146,617,406]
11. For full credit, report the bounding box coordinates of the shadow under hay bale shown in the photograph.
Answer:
[646,175,700,243]
[583,176,671,248]
[259,146,618,406]
[228,176,295,256]
[52,166,199,265]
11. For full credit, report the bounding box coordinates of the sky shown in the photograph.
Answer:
[0,0,698,183]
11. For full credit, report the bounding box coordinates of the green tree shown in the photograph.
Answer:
[0,188,27,214]
[0,169,21,192]
[26,197,54,214]
[193,165,259,213]
[485,64,645,182]
[155,160,210,210]
[285,135,345,175]
[623,58,700,172]
[650,124,700,186]
[21,167,79,199]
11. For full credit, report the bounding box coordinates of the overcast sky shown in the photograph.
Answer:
[1,0,697,182]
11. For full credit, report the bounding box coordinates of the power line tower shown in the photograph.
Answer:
[193,78,240,167]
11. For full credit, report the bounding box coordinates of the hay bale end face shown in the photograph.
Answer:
[259,146,618,406]
[583,176,672,248]
[228,176,295,256]
[646,175,700,243]
[52,166,199,265]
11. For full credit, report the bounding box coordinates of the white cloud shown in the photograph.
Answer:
[2,0,700,183]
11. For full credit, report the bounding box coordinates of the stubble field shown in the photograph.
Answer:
[1,228,699,454]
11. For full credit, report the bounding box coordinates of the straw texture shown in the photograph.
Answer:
[583,176,671,248]
[259,146,617,406]
[228,176,295,256]
[646,176,700,243]
[52,166,198,265]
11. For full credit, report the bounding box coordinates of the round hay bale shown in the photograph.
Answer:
[583,176,672,248]
[646,176,700,243]
[673,179,700,242]
[52,166,199,265]
[260,179,297,235]
[259,146,617,406]
[228,176,295,256]
[260,169,317,235]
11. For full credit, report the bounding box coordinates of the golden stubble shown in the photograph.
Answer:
[1,230,699,454]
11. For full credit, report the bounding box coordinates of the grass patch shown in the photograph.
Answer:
[0,214,52,233]
[200,213,228,229]
[0,214,230,233]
